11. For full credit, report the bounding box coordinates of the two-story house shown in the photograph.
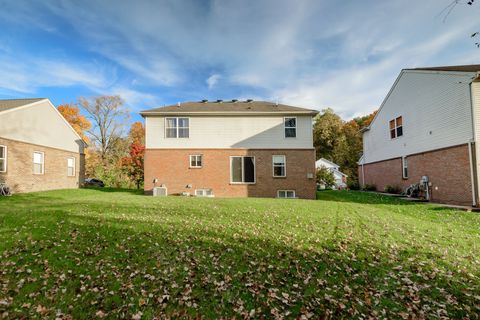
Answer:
[359,65,480,206]
[0,98,86,193]
[141,100,318,199]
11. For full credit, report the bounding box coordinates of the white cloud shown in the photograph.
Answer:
[206,74,221,89]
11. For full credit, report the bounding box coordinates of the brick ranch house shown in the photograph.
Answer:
[359,65,480,206]
[141,100,318,199]
[0,98,86,193]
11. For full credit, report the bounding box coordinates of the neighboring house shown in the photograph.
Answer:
[140,100,318,199]
[315,158,347,189]
[0,98,86,193]
[359,65,480,206]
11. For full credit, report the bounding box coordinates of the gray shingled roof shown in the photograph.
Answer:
[409,65,480,73]
[141,100,318,116]
[0,98,45,113]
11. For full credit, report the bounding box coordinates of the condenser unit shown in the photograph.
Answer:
[153,186,168,197]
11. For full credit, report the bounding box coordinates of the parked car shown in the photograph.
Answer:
[84,178,105,188]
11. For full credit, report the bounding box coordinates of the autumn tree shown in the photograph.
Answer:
[121,142,145,189]
[313,108,344,160]
[313,108,377,188]
[57,104,91,143]
[79,95,130,163]
[129,122,145,145]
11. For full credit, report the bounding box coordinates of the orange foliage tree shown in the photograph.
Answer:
[57,104,92,143]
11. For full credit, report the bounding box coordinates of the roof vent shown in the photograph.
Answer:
[201,99,208,103]
[217,99,223,103]
[231,99,238,103]
[246,99,253,103]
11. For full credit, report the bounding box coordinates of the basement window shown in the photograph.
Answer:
[195,189,213,197]
[389,116,403,139]
[402,156,408,179]
[277,190,296,198]
[230,156,255,184]
[165,117,189,138]
[0,145,6,173]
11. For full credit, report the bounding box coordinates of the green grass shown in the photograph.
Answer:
[1,189,479,319]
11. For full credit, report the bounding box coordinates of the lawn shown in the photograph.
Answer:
[1,189,479,319]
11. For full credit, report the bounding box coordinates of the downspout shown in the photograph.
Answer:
[468,139,476,206]
[361,163,365,188]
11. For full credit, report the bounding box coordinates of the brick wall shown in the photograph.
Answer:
[0,137,85,193]
[144,148,317,199]
[359,144,474,205]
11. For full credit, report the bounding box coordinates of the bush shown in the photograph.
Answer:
[384,185,402,194]
[316,167,335,189]
[363,184,377,191]
[347,179,360,190]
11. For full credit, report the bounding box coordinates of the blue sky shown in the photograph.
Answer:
[0,0,479,123]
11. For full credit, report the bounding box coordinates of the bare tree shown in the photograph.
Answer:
[440,0,479,47]
[79,96,130,162]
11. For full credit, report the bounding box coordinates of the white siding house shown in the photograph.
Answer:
[315,158,347,189]
[360,65,480,206]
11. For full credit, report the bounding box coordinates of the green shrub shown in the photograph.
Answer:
[384,185,402,194]
[316,167,335,189]
[347,179,360,190]
[363,184,377,191]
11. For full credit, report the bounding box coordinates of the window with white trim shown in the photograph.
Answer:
[402,156,408,179]
[195,189,213,197]
[33,152,44,175]
[277,190,296,198]
[272,155,286,177]
[389,116,403,139]
[0,145,6,173]
[67,157,75,177]
[190,155,202,168]
[284,117,296,138]
[165,117,189,138]
[230,156,255,183]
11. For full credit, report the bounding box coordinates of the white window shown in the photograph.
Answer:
[195,189,213,197]
[230,156,255,184]
[272,155,286,177]
[33,152,44,175]
[389,116,403,139]
[166,117,189,138]
[402,156,408,179]
[277,190,296,198]
[67,157,76,177]
[284,117,296,138]
[0,145,6,173]
[189,155,202,168]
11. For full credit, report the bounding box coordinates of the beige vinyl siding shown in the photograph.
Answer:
[0,100,84,154]
[145,115,314,149]
[363,70,476,164]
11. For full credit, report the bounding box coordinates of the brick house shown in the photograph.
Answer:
[0,98,86,193]
[359,65,480,206]
[141,100,318,199]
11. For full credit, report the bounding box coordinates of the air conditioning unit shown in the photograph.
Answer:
[153,186,167,197]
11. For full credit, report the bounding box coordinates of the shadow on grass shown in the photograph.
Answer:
[317,190,418,206]
[1,197,479,319]
[81,187,144,195]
